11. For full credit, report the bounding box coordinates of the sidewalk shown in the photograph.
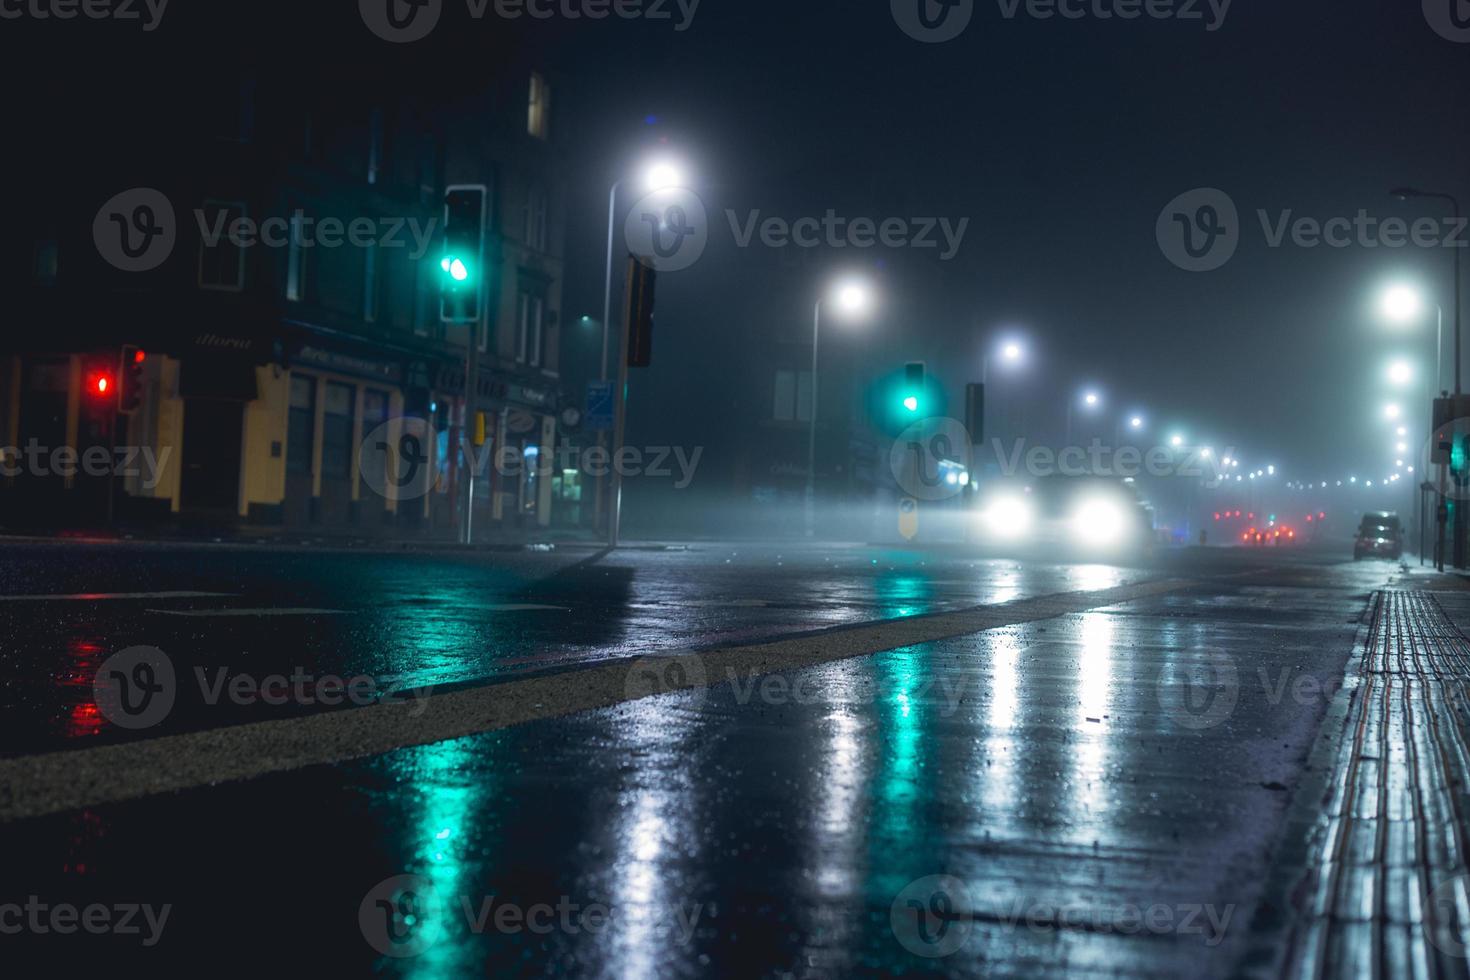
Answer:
[1275,586,1470,978]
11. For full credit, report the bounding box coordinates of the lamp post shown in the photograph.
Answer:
[597,158,686,541]
[1065,389,1100,445]
[980,338,1025,443]
[805,279,872,538]
[1380,281,1448,566]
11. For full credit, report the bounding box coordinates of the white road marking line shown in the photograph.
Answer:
[0,591,234,602]
[145,608,349,617]
[0,577,1191,823]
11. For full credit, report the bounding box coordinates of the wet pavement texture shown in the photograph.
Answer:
[0,540,1161,755]
[0,541,1435,977]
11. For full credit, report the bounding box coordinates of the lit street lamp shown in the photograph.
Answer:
[599,157,687,545]
[1065,389,1101,444]
[805,277,873,537]
[1391,188,1462,396]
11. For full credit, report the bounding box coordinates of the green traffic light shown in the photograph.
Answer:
[903,395,919,413]
[441,256,470,283]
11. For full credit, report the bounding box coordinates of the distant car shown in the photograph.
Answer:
[974,476,1155,559]
[1353,512,1403,561]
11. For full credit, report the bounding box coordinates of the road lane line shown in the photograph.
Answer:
[0,591,234,602]
[0,577,1192,823]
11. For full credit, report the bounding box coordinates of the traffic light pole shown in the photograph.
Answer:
[461,304,481,546]
[608,258,634,548]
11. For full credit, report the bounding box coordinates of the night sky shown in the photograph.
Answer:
[7,0,1468,484]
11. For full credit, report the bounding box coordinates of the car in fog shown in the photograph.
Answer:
[975,476,1155,560]
[1353,512,1404,561]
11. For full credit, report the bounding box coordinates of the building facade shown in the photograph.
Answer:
[1,65,573,540]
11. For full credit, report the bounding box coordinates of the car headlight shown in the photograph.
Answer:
[1072,497,1126,546]
[983,495,1033,539]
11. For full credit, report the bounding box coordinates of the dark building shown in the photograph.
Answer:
[1,46,575,539]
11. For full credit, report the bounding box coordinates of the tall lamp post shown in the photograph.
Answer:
[1065,389,1101,445]
[1381,282,1449,567]
[981,339,1025,443]
[596,157,686,539]
[805,279,873,538]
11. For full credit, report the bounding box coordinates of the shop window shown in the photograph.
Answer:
[322,382,355,479]
[287,375,316,475]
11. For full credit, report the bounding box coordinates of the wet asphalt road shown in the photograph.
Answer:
[0,540,1421,976]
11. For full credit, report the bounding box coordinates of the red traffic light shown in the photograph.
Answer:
[87,372,112,396]
[1306,514,1313,522]
[132,349,146,364]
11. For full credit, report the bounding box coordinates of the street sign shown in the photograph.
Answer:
[586,381,614,431]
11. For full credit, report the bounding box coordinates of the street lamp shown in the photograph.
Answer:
[806,277,874,537]
[979,335,1027,445]
[1170,434,1184,448]
[1384,402,1402,420]
[598,156,688,544]
[1391,188,1462,396]
[1387,359,1414,386]
[602,157,688,382]
[1065,389,1101,444]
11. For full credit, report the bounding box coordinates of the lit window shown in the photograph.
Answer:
[528,72,551,140]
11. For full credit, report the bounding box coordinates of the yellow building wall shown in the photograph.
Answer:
[241,366,289,517]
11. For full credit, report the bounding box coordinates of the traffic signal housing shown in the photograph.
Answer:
[119,345,145,414]
[625,256,657,368]
[903,362,926,414]
[440,185,487,324]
